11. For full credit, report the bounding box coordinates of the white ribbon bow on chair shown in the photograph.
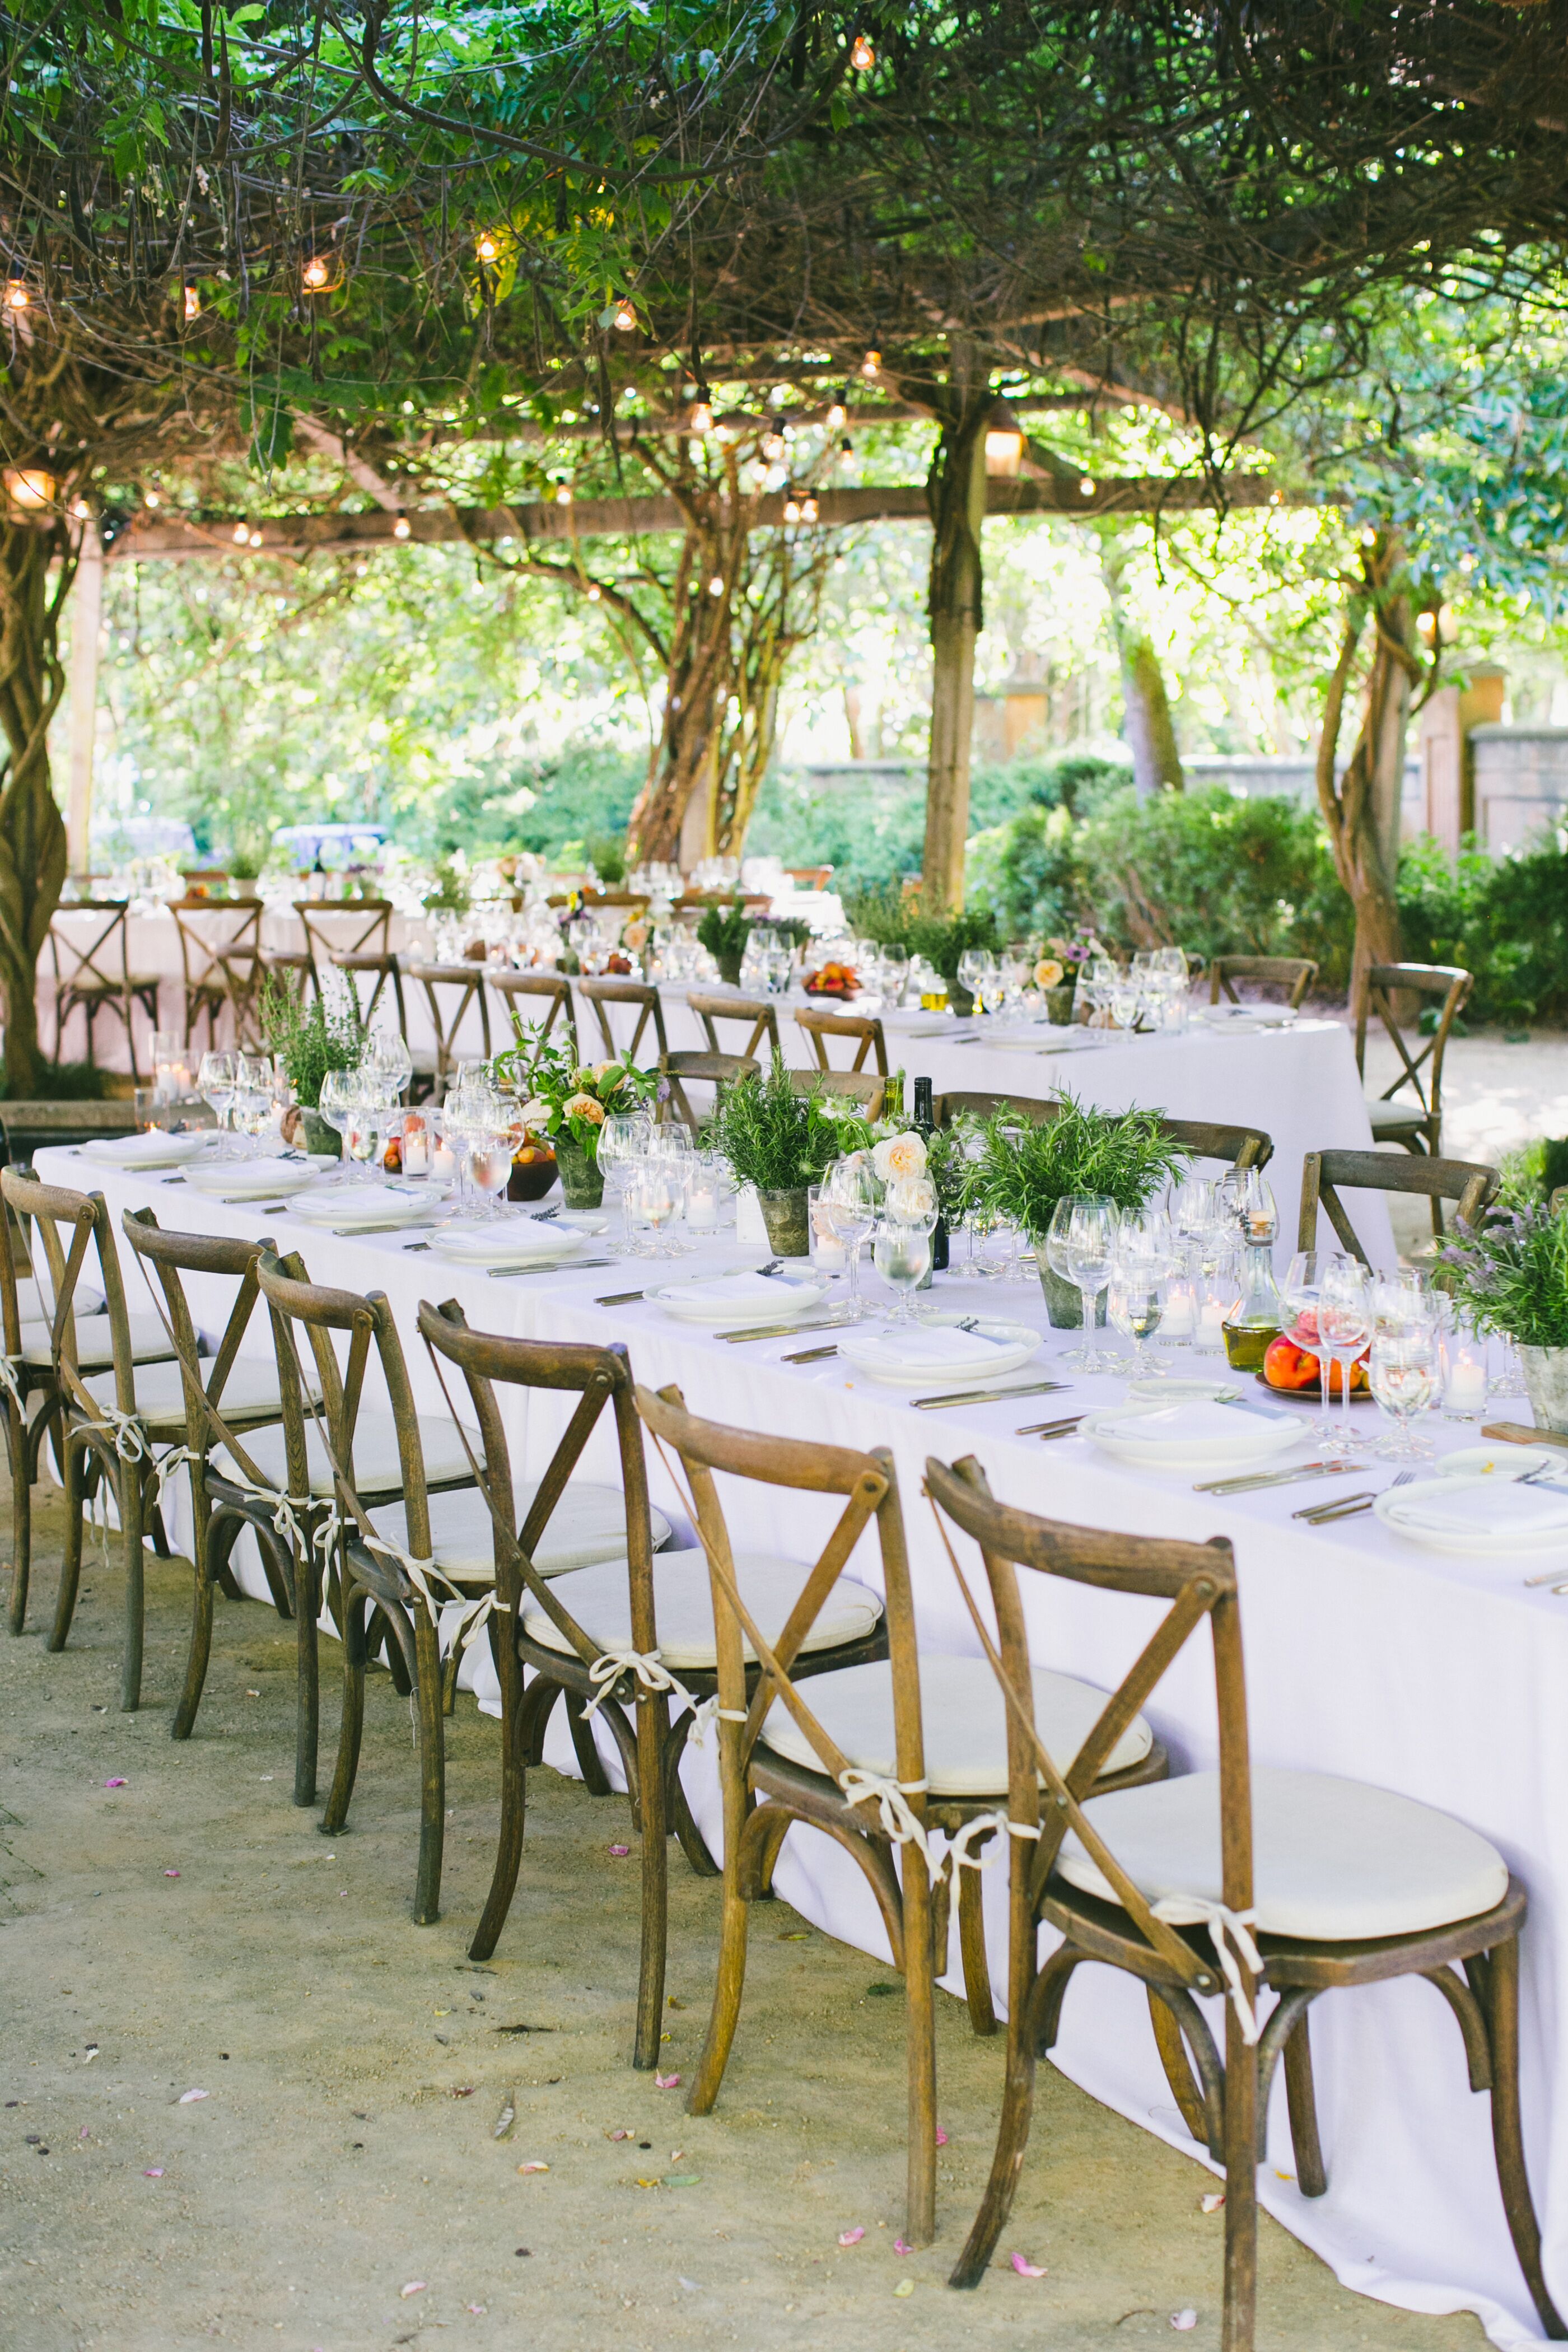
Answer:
[580,1645,704,1725]
[1151,1896,1265,2046]
[837,1767,935,1869]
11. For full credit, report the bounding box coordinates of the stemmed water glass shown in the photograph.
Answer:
[872,1177,937,1322]
[599,1112,654,1252]
[199,1049,237,1154]
[1317,1255,1372,1452]
[1047,1194,1119,1370]
[366,1029,413,1107]
[231,1054,275,1158]
[823,1159,879,1320]
[1282,1250,1337,1444]
[1370,1322,1439,1460]
[1108,1208,1175,1375]
[314,1067,356,1180]
[627,1151,686,1258]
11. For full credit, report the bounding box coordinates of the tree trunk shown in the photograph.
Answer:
[1315,530,1420,994]
[0,518,74,1096]
[1101,530,1184,796]
[922,380,990,911]
[626,514,737,866]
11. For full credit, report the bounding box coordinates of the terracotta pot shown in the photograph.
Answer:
[757,1186,811,1257]
[553,1135,604,1209]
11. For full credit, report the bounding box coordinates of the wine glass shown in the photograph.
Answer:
[313,1067,357,1180]
[628,1154,685,1258]
[599,1112,654,1252]
[1282,1250,1336,1443]
[231,1054,274,1158]
[1318,1255,1372,1452]
[198,1049,237,1154]
[872,1181,937,1323]
[367,1029,413,1107]
[1369,1329,1438,1461]
[344,1083,386,1184]
[467,1129,516,1218]
[823,1158,879,1320]
[1108,1254,1168,1377]
[1047,1194,1118,1370]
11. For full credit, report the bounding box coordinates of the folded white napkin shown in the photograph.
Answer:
[83,1131,208,1165]
[290,1184,412,1226]
[1387,1480,1568,1539]
[661,1270,810,1310]
[433,1221,573,1261]
[1100,1399,1286,1446]
[847,1324,1004,1370]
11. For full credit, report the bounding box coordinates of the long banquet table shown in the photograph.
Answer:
[35,1138,1560,2348]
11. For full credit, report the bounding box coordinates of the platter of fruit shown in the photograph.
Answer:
[508,1132,558,1201]
[802,960,861,998]
[1259,1329,1374,1401]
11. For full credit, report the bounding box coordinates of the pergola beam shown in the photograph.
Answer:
[109,470,1298,561]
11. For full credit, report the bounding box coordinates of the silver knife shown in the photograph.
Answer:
[487,1257,615,1278]
[1292,1490,1377,1523]
[721,1316,854,1343]
[1016,1412,1087,1439]
[783,1343,841,1364]
[1196,1462,1354,1496]
[913,1379,1070,1412]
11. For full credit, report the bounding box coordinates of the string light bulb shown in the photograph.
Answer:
[554,483,573,506]
[838,435,855,469]
[612,296,637,330]
[983,397,1025,478]
[302,255,332,291]
[826,391,848,429]
[144,489,161,509]
[689,393,714,435]
[801,492,820,522]
[850,32,875,68]
[2,468,55,512]
[586,583,602,602]
[393,514,411,540]
[3,280,29,312]
[475,230,501,263]
[1079,476,1096,498]
[232,521,250,545]
[248,528,264,547]
[860,348,881,380]
[708,574,724,596]
[783,493,801,522]
[762,419,786,460]
[183,284,201,322]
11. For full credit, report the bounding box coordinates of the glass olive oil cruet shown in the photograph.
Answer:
[1220,1170,1284,1373]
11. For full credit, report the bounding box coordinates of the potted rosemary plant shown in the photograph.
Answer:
[974,1093,1189,1324]
[696,900,754,988]
[262,978,367,1155]
[494,1038,660,1208]
[1441,1202,1568,1431]
[712,1055,846,1255]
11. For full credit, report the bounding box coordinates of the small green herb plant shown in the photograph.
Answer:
[713,1054,845,1192]
[975,1092,1189,1239]
[261,977,366,1109]
[1440,1203,1568,1350]
[424,857,472,916]
[696,901,754,963]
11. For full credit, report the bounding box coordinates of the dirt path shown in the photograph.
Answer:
[1,1491,1486,2352]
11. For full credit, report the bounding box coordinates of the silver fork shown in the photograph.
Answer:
[1294,1467,1415,1525]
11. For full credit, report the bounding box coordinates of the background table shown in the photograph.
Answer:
[38,1142,1557,2348]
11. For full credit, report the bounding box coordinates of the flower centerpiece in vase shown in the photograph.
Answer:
[492,1037,659,1208]
[712,1055,847,1256]
[973,1091,1190,1326]
[1034,931,1101,1025]
[261,976,367,1156]
[1440,1201,1568,1431]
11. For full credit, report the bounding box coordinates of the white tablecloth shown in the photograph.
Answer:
[34,1142,1558,2348]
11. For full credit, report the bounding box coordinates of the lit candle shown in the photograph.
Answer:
[404,1126,430,1178]
[812,1216,847,1271]
[686,1177,720,1233]
[432,1138,456,1182]
[1194,1299,1228,1352]
[1444,1353,1488,1416]
[1162,1286,1196,1339]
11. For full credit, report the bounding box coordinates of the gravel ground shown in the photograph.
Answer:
[0,1480,1488,2352]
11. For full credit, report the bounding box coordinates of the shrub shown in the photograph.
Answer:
[1395,829,1568,1026]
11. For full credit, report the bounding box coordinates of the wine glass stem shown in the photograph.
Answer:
[846,1246,861,1312]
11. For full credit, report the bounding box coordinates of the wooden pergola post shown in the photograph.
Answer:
[921,365,991,911]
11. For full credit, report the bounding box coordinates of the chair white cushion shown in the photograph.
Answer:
[12,1277,104,1322]
[212,1411,480,1501]
[521,1548,883,1670]
[365,1481,671,1586]
[1054,1766,1509,1943]
[1368,1099,1429,1135]
[759,1653,1152,1798]
[23,1312,173,1371]
[81,1358,284,1439]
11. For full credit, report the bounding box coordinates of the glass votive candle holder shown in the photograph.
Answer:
[1161,1272,1197,1346]
[1442,1332,1490,1420]
[808,1183,849,1275]
[684,1154,723,1237]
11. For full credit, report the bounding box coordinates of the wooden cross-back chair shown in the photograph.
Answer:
[47,901,163,1079]
[170,895,264,1051]
[631,1384,1165,2247]
[296,897,395,994]
[1355,962,1472,1200]
[795,1005,889,1077]
[417,1307,886,2058]
[119,1210,334,1796]
[789,1067,886,1117]
[578,976,669,1064]
[1208,954,1318,1010]
[328,951,440,1100]
[658,1049,758,1132]
[404,962,492,1100]
[488,970,579,1074]
[0,1172,282,1714]
[1298,1148,1497,1262]
[924,1455,1563,2346]
[687,988,780,1063]
[932,1090,1272,1170]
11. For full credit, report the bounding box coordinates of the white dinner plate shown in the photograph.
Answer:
[185,1159,318,1202]
[1193,1005,1299,1031]
[1083,1396,1300,1469]
[1438,1444,1568,1484]
[287,1185,426,1232]
[427,1223,586,1269]
[552,1209,609,1235]
[648,1270,826,1324]
[81,1131,213,1170]
[1374,1473,1568,1556]
[836,1318,1039,1388]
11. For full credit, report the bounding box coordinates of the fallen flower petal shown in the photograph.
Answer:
[838,2228,865,2248]
[1201,2192,1226,2214]
[143,2167,164,2178]
[103,1778,127,1789]
[400,2281,427,2299]
[609,1844,631,1857]
[1011,2253,1048,2279]
[517,2160,549,2174]
[178,2089,208,2104]
[606,2128,633,2141]
[163,1869,180,1879]
[935,2126,949,2146]
[894,2238,911,2256]
[655,2071,680,2090]
[245,1689,260,1698]
[450,2086,477,2099]
[466,2306,486,2316]
[1171,2312,1198,2332]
